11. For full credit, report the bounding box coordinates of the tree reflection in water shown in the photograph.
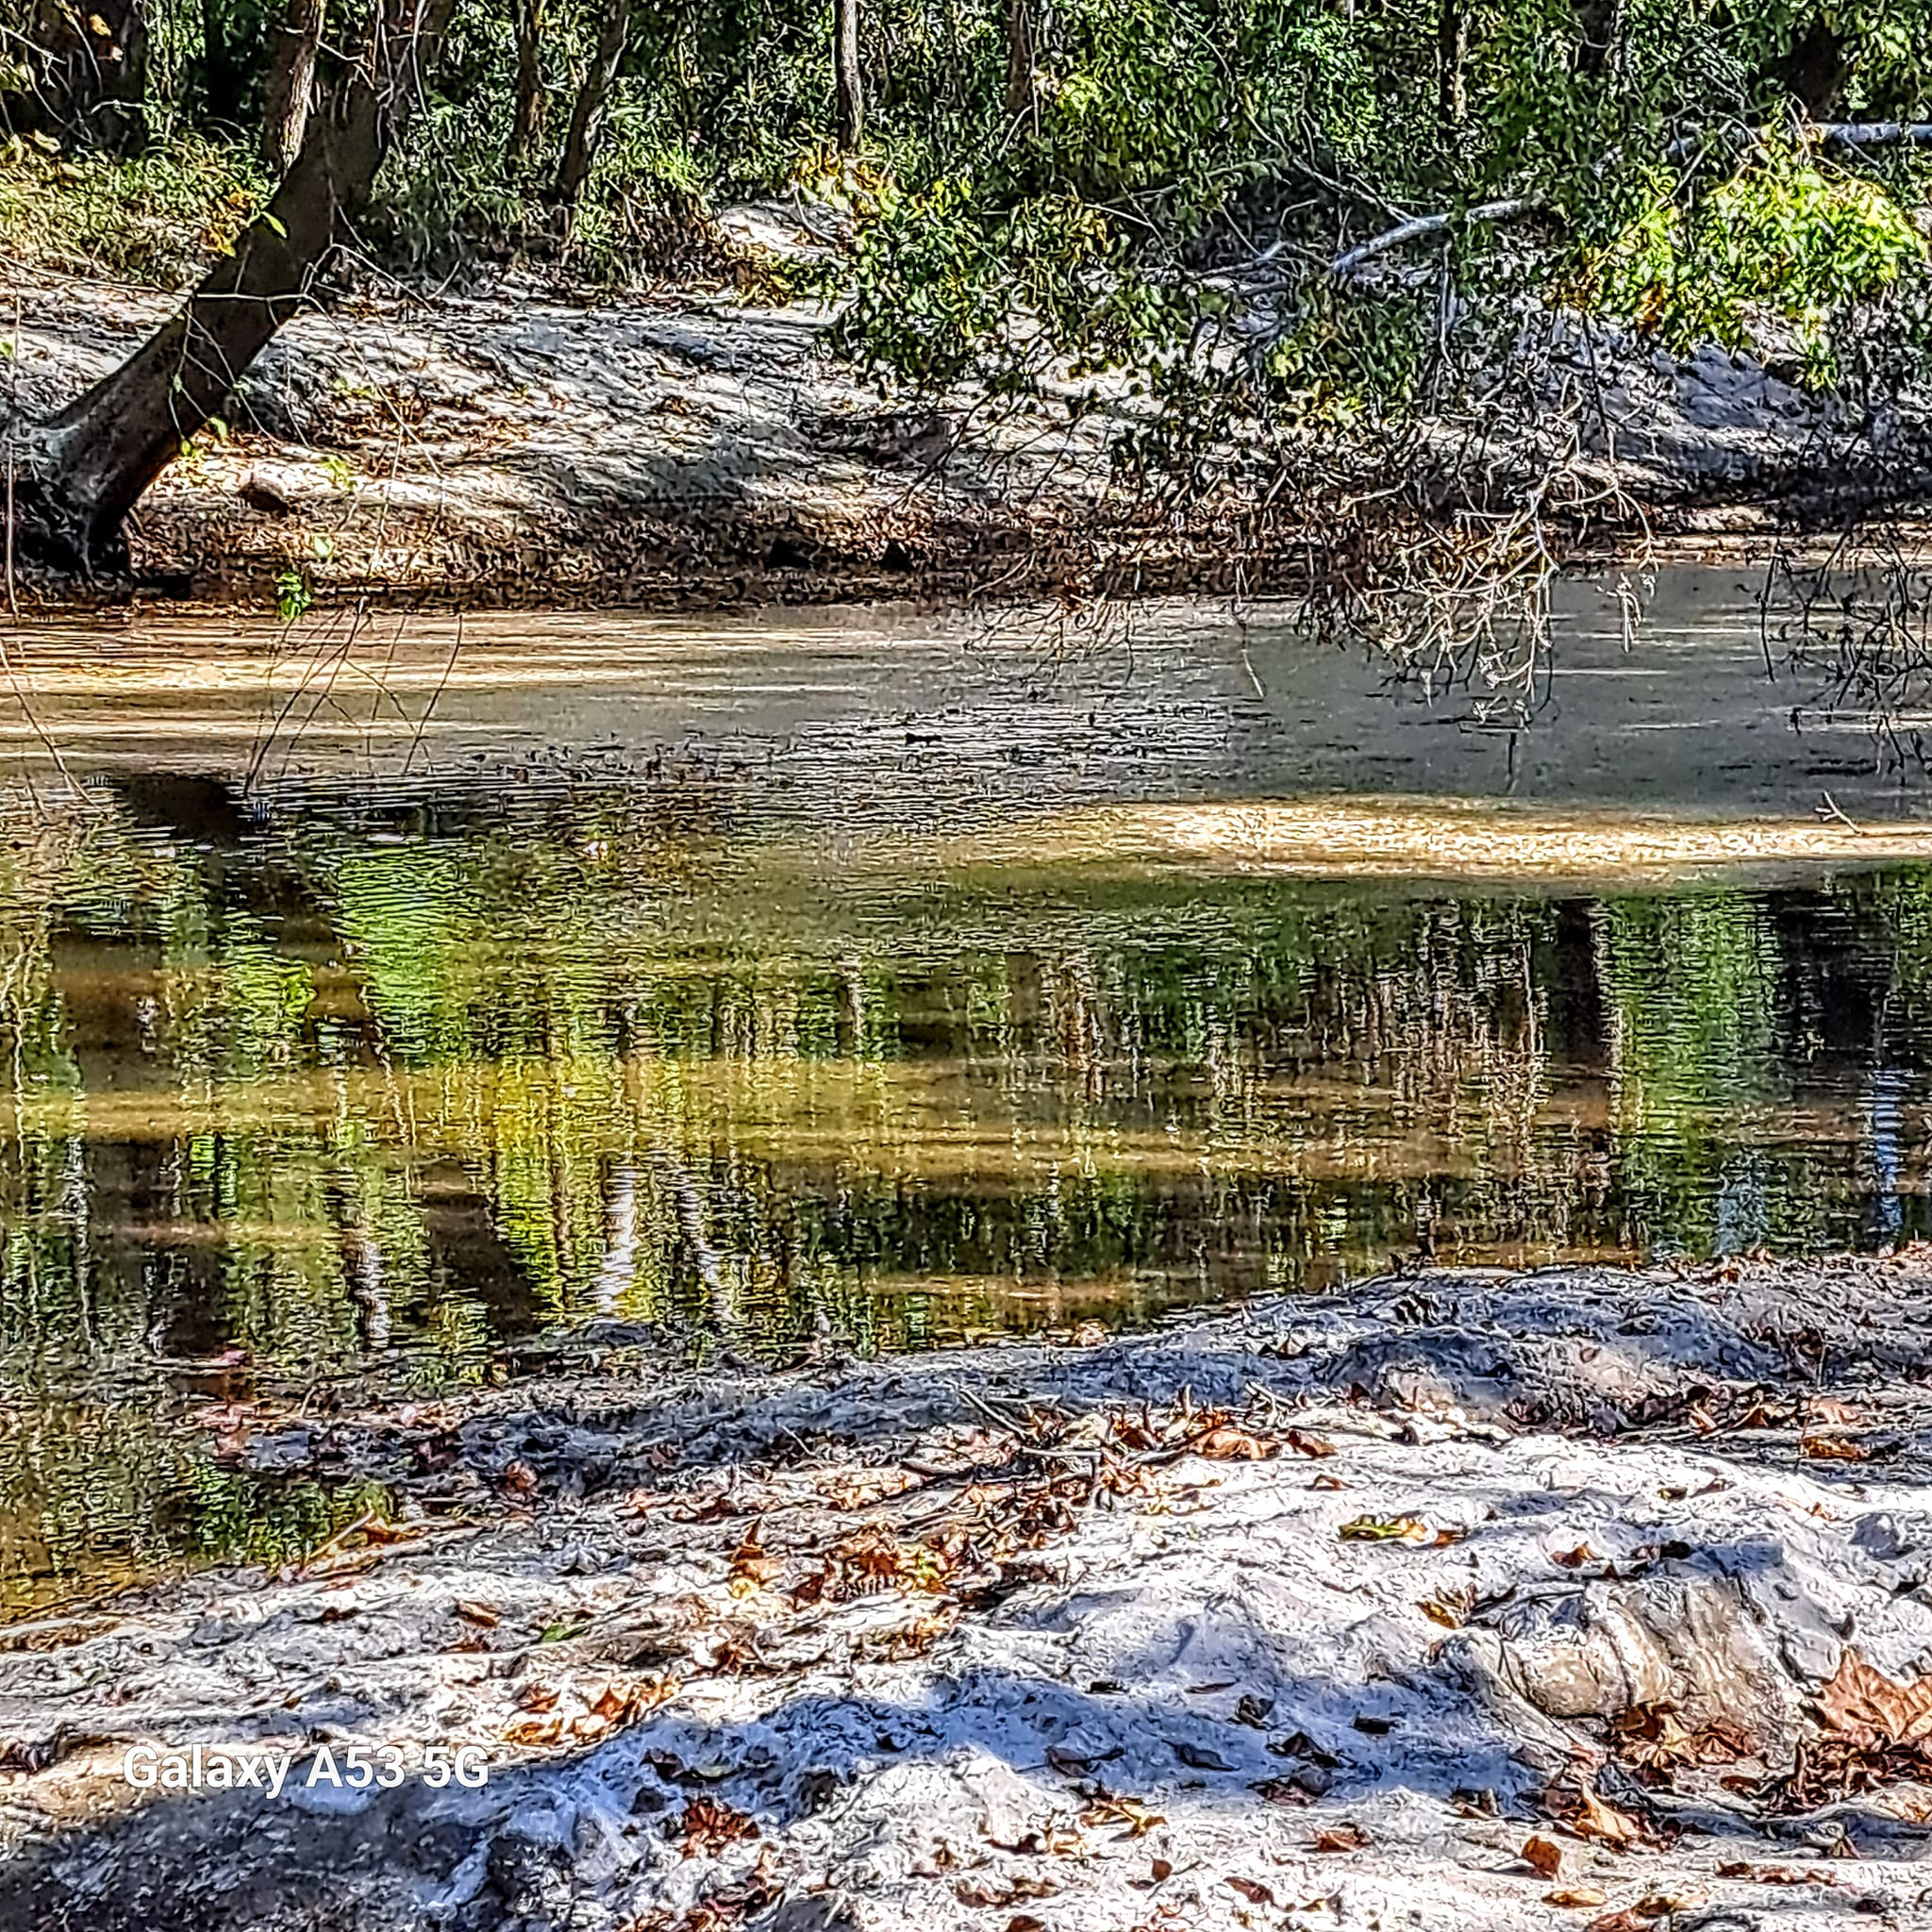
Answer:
[1,782,1928,1609]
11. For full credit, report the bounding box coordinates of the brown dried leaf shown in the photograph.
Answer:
[1311,1823,1372,1852]
[499,1458,541,1499]
[1521,1835,1563,1878]
[1193,1424,1277,1461]
[513,1682,559,1713]
[680,1797,758,1857]
[1079,1795,1165,1838]
[1225,1875,1275,1904]
[1552,1543,1598,1569]
[1806,1397,1863,1426]
[1545,1889,1607,1909]
[501,1715,563,1747]
[1284,1427,1336,1458]
[1801,1434,1872,1462]
[1716,1862,1834,1885]
[1543,1775,1654,1849]
[1816,1649,1932,1748]
[454,1599,500,1628]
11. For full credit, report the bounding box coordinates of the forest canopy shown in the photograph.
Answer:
[6,0,1932,568]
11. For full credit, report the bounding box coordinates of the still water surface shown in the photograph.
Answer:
[7,574,1932,1610]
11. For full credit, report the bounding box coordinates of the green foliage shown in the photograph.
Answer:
[1589,140,1926,371]
[12,0,1932,408]
[0,133,264,286]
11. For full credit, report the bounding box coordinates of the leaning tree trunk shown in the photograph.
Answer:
[8,0,452,574]
[833,0,862,152]
[260,0,326,175]
[506,0,546,176]
[555,0,633,207]
[25,0,148,150]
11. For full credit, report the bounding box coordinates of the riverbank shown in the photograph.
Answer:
[4,250,1895,611]
[8,1256,1932,1930]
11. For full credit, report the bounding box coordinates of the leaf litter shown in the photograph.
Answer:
[13,1255,1932,1927]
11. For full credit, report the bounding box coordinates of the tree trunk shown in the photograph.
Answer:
[25,0,148,150]
[260,0,326,175]
[8,0,452,575]
[506,0,546,176]
[199,0,242,122]
[555,0,633,207]
[1004,0,1034,128]
[833,0,863,153]
[1437,0,1467,127]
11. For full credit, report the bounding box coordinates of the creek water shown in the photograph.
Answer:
[6,569,1932,1612]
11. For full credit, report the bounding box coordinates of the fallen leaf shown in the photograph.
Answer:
[1149,1857,1173,1881]
[1585,1912,1652,1932]
[1552,1543,1598,1569]
[1338,1516,1431,1543]
[453,1600,500,1629]
[1080,1796,1165,1838]
[1420,1596,1464,1629]
[1546,1889,1607,1909]
[1234,1693,1274,1728]
[680,1797,758,1857]
[1311,1823,1372,1852]
[1816,1650,1932,1748]
[1285,1428,1336,1458]
[1226,1875,1276,1904]
[1801,1435,1872,1462]
[501,1714,563,1747]
[1717,1861,1835,1886]
[1193,1424,1277,1460]
[1807,1398,1863,1426]
[955,1877,1058,1907]
[1522,1835,1563,1878]
[1251,1776,1318,1806]
[728,1523,785,1591]
[1268,1730,1341,1766]
[1309,1473,1349,1491]
[513,1682,559,1713]
[1542,1775,1656,1849]
[499,1458,541,1498]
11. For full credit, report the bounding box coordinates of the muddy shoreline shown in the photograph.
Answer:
[5,262,1902,614]
[8,1257,1932,1929]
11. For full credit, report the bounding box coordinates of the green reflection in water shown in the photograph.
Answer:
[1,790,1930,1611]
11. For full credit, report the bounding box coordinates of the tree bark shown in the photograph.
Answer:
[1437,0,1467,127]
[507,0,546,177]
[1004,0,1034,128]
[24,0,148,150]
[8,0,452,574]
[260,0,326,175]
[833,0,863,152]
[555,0,633,207]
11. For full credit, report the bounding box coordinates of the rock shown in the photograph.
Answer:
[1491,1589,1675,1718]
[487,1829,575,1923]
[1489,1577,1799,1751]
[756,1892,867,1932]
